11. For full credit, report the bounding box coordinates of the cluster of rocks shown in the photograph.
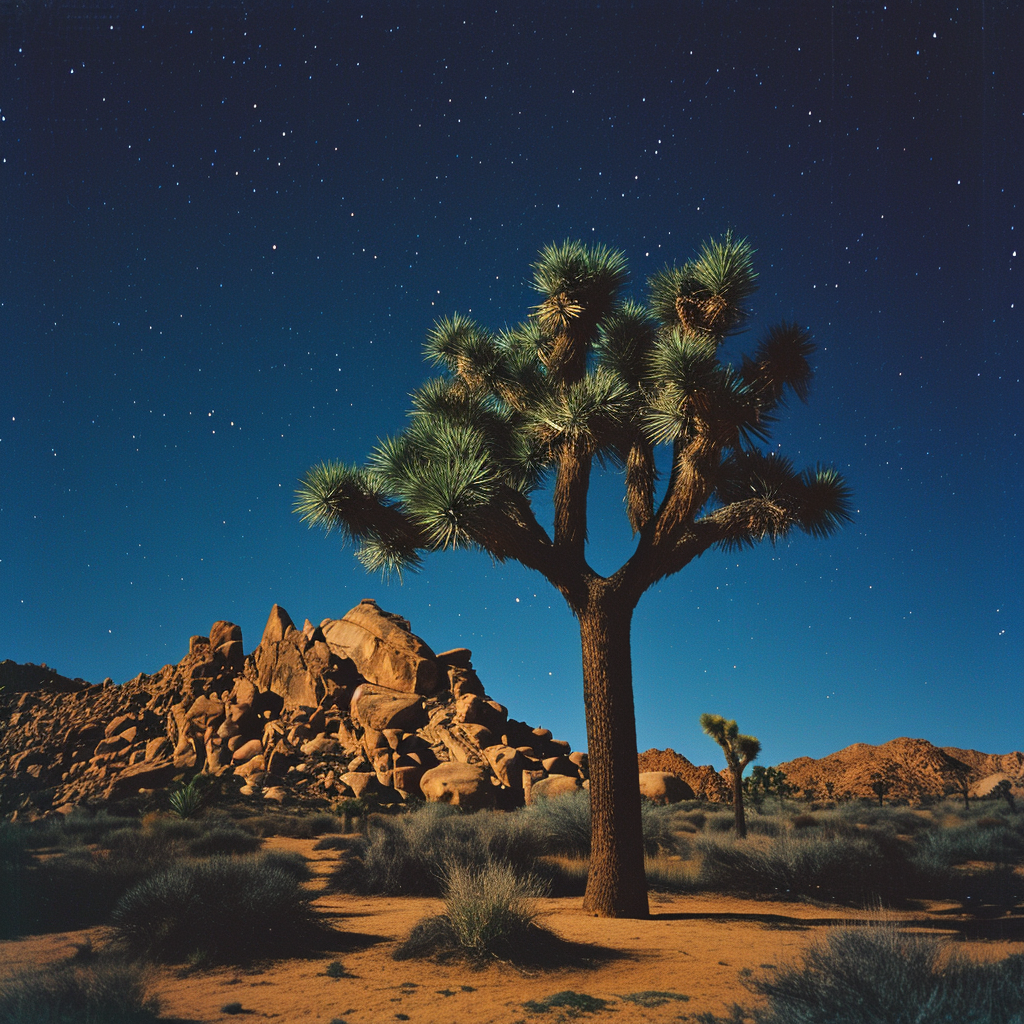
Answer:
[638,748,731,802]
[0,600,590,817]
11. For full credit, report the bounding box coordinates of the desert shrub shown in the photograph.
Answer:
[0,822,27,866]
[913,820,1024,869]
[791,813,819,830]
[516,790,678,857]
[393,860,547,962]
[684,831,919,903]
[111,853,324,962]
[696,926,1024,1024]
[517,790,593,857]
[24,810,137,849]
[185,826,263,858]
[333,804,542,896]
[443,860,546,956]
[239,811,346,839]
[832,803,934,835]
[9,847,159,935]
[0,956,160,1024]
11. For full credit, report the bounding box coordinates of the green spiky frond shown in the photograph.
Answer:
[295,460,385,537]
[527,368,633,453]
[740,322,815,409]
[595,300,658,386]
[642,330,759,448]
[796,465,855,538]
[531,240,629,315]
[295,461,424,579]
[703,453,853,550]
[531,241,629,383]
[648,232,757,340]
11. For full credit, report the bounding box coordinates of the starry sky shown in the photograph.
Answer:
[2,1,1020,770]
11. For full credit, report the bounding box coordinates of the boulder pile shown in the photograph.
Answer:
[0,600,589,817]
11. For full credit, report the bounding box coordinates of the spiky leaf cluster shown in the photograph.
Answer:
[297,236,852,588]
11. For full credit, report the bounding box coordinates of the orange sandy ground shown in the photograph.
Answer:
[1,837,1020,1024]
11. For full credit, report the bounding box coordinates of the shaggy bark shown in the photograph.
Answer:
[578,585,649,918]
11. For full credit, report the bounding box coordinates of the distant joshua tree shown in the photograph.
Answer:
[296,235,851,918]
[870,766,898,807]
[701,714,761,838]
[994,779,1017,812]
[945,761,974,811]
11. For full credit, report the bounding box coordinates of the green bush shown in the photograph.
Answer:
[393,860,547,962]
[651,830,920,904]
[111,853,324,962]
[913,820,1024,869]
[0,957,160,1024]
[696,926,1024,1024]
[332,804,542,896]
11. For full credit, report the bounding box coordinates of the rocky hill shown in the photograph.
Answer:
[0,600,588,819]
[776,737,1023,804]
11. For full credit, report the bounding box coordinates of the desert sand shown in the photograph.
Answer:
[2,836,1020,1024]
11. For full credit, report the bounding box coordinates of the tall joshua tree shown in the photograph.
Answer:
[296,234,852,918]
[701,713,761,838]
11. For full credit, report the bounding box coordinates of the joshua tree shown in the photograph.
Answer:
[994,779,1017,812]
[945,761,973,811]
[701,714,761,837]
[296,235,852,918]
[870,767,896,807]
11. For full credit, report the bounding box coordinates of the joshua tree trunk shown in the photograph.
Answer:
[731,766,747,838]
[578,585,649,918]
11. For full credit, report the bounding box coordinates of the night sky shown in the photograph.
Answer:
[2,2,1020,770]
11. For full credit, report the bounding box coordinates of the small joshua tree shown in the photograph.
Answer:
[994,779,1017,812]
[945,762,973,811]
[869,768,895,807]
[701,714,760,838]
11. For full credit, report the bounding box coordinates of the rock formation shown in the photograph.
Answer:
[776,737,1024,804]
[0,599,587,818]
[638,747,731,802]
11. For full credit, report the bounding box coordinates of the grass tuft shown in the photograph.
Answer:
[394,860,547,963]
[0,957,160,1024]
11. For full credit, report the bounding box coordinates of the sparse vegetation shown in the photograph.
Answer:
[0,957,161,1024]
[694,925,1024,1024]
[111,853,326,963]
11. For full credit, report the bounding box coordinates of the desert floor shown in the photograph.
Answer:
[2,836,1021,1024]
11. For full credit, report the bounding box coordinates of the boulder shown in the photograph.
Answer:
[323,599,440,695]
[530,775,584,801]
[969,772,1016,798]
[261,604,297,644]
[249,611,363,711]
[420,763,496,810]
[483,745,529,789]
[639,771,695,805]
[351,684,428,734]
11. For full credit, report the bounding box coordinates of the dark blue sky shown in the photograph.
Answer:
[2,1,1020,768]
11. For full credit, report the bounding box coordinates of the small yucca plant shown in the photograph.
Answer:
[166,776,205,819]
